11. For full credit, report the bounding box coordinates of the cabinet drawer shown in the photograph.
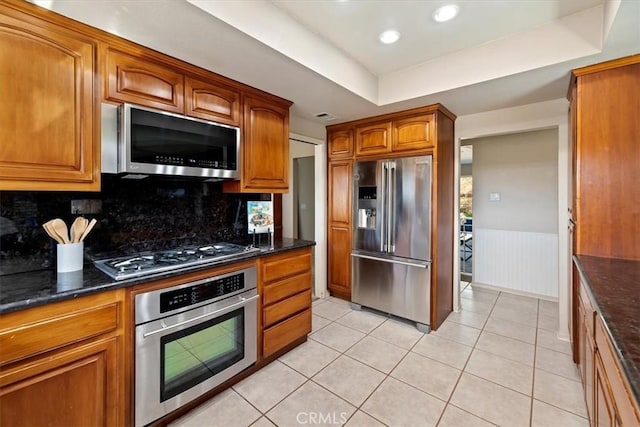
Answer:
[0,303,118,366]
[263,289,311,328]
[263,272,311,306]
[261,249,311,283]
[263,309,311,357]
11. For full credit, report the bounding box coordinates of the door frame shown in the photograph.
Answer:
[453,99,570,341]
[284,132,327,299]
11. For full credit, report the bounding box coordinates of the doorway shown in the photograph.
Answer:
[459,144,473,286]
[282,135,327,299]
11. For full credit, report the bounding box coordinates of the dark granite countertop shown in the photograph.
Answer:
[0,238,315,315]
[574,255,640,405]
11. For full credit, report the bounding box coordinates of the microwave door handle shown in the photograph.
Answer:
[141,294,259,338]
[380,161,387,252]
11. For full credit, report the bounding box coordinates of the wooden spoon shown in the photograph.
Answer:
[70,217,86,243]
[50,218,70,244]
[78,218,97,242]
[42,221,65,244]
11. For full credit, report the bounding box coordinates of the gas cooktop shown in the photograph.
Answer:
[94,242,260,280]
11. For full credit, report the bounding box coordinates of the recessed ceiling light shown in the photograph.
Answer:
[433,4,459,23]
[379,30,400,44]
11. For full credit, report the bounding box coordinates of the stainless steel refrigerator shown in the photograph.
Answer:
[351,155,432,332]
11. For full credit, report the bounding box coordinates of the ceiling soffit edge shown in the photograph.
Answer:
[186,0,379,104]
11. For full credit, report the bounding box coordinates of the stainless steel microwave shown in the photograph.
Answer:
[101,103,240,179]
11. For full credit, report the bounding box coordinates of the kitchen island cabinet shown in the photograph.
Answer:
[0,1,99,191]
[0,289,127,426]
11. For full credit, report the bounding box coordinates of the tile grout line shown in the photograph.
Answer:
[433,288,501,426]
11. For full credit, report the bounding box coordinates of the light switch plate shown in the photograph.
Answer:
[489,192,501,201]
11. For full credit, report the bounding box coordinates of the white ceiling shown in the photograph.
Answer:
[36,0,640,138]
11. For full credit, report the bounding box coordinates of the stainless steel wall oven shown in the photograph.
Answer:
[134,266,258,426]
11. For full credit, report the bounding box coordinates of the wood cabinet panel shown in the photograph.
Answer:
[0,337,118,427]
[0,303,118,366]
[263,272,312,306]
[238,94,290,192]
[328,161,353,227]
[328,128,354,160]
[185,77,240,126]
[262,309,311,358]
[595,317,640,426]
[263,289,311,328]
[261,249,312,283]
[328,226,351,299]
[355,121,392,156]
[0,8,98,191]
[106,48,184,113]
[392,113,434,152]
[573,59,640,260]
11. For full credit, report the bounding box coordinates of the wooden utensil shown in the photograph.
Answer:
[79,218,97,242]
[50,218,70,244]
[70,217,86,243]
[42,221,65,244]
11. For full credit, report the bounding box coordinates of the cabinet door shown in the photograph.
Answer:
[328,161,353,227]
[106,48,184,113]
[240,95,290,192]
[0,337,119,427]
[0,9,98,191]
[328,128,354,160]
[328,226,351,299]
[185,77,241,126]
[392,113,434,152]
[355,121,392,157]
[594,351,617,427]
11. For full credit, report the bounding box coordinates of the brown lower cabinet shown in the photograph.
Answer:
[0,290,127,427]
[576,276,640,426]
[259,247,312,359]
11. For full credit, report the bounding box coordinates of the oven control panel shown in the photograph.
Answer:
[159,273,244,313]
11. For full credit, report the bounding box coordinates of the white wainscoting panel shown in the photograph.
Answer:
[474,228,558,298]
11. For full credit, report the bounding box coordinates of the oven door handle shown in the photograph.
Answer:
[142,294,260,338]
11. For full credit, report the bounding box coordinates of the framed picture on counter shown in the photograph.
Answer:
[247,201,273,234]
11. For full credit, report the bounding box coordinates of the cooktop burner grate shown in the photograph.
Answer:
[94,243,260,280]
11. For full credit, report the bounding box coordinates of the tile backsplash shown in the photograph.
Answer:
[0,175,270,275]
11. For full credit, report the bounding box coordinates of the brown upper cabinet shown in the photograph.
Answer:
[0,3,99,191]
[327,128,354,160]
[392,113,435,152]
[354,113,435,158]
[105,48,184,113]
[185,77,241,126]
[224,94,292,193]
[105,48,242,127]
[355,121,392,156]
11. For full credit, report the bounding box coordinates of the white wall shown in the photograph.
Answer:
[283,140,315,239]
[455,98,570,340]
[472,129,558,234]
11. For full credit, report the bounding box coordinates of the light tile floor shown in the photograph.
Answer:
[170,287,588,427]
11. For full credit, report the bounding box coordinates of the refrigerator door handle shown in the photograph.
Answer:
[388,160,396,253]
[380,161,388,252]
[351,252,431,269]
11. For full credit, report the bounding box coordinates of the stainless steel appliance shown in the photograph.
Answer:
[134,266,258,427]
[94,242,260,280]
[351,155,432,332]
[101,103,240,179]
